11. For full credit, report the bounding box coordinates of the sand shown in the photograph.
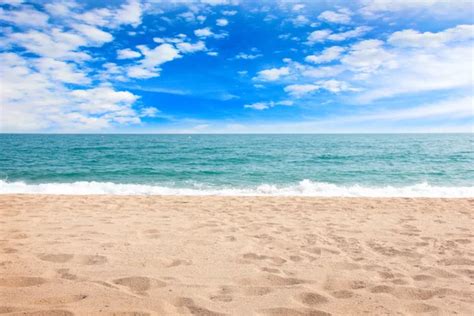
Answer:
[0,195,473,315]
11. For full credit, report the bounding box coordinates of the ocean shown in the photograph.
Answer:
[0,134,473,197]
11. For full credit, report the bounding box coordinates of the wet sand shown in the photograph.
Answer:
[0,195,473,315]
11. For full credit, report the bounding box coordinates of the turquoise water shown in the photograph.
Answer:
[0,134,473,196]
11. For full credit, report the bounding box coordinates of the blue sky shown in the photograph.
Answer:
[0,0,473,133]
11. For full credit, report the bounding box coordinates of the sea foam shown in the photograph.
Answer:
[0,180,472,197]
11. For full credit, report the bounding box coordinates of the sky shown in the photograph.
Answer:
[0,0,473,133]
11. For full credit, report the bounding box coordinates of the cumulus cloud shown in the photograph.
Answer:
[216,18,229,26]
[117,48,142,59]
[222,10,237,16]
[318,9,351,24]
[388,24,474,48]
[254,67,290,81]
[0,6,49,27]
[71,23,113,44]
[316,79,357,93]
[341,39,396,75]
[244,100,294,110]
[292,4,305,11]
[0,53,149,131]
[194,27,213,37]
[113,0,142,28]
[305,46,345,64]
[235,52,262,60]
[176,41,207,53]
[307,26,371,43]
[359,0,473,18]
[284,84,320,97]
[34,57,90,84]
[127,43,182,79]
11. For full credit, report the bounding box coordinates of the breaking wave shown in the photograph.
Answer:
[0,180,472,197]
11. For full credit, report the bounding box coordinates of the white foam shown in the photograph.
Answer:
[0,179,472,197]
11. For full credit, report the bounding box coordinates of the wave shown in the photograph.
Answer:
[0,180,472,197]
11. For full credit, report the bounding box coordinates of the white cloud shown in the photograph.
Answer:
[216,18,229,26]
[0,6,49,27]
[307,29,332,42]
[301,65,345,78]
[140,107,160,117]
[235,52,262,60]
[307,27,371,43]
[72,23,113,44]
[359,0,474,18]
[328,26,371,41]
[255,67,290,81]
[194,27,213,37]
[207,51,219,56]
[127,43,182,79]
[200,0,232,5]
[114,0,142,28]
[117,48,142,59]
[0,0,24,5]
[388,24,474,48]
[8,29,91,60]
[244,102,270,110]
[176,41,207,53]
[318,9,351,24]
[355,44,474,102]
[357,96,474,121]
[284,84,320,97]
[244,100,294,110]
[44,2,77,17]
[341,39,396,75]
[292,4,305,11]
[0,53,147,131]
[317,79,356,93]
[291,15,310,27]
[305,46,344,64]
[222,10,237,16]
[34,57,90,84]
[178,11,196,22]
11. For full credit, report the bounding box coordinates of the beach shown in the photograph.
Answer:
[1,195,473,315]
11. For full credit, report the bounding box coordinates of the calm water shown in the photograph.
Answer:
[0,134,473,196]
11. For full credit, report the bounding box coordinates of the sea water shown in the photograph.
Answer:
[0,134,473,197]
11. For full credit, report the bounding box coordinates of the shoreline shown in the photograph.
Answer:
[1,193,473,199]
[1,195,473,315]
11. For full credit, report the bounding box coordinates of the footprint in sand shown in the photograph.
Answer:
[37,253,74,263]
[210,294,233,302]
[3,248,17,253]
[12,310,74,316]
[258,307,331,316]
[174,297,226,316]
[34,294,88,305]
[166,259,192,268]
[0,306,21,314]
[56,269,77,280]
[143,229,160,239]
[0,276,46,287]
[101,312,150,316]
[331,290,354,299]
[243,286,273,296]
[369,285,438,300]
[406,303,440,314]
[439,257,474,266]
[242,252,287,266]
[113,276,166,295]
[297,292,329,306]
[241,274,308,287]
[77,255,108,265]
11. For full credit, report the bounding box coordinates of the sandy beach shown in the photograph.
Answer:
[0,195,473,315]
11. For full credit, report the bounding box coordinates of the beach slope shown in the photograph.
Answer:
[1,195,473,315]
